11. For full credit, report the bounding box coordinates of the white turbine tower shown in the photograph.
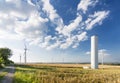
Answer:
[91,35,98,69]
[20,54,21,63]
[24,42,28,64]
[101,50,104,66]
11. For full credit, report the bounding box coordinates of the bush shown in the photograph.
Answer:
[0,57,4,68]
[5,60,14,65]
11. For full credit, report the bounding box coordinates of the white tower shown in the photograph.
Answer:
[20,54,21,63]
[91,35,98,69]
[24,43,28,64]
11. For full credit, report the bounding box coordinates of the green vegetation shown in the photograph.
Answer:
[13,64,120,83]
[0,57,4,68]
[0,48,14,68]
[0,72,8,81]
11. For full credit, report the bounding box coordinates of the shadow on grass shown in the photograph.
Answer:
[14,64,58,73]
[15,64,84,73]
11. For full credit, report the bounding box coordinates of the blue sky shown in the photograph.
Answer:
[0,0,120,63]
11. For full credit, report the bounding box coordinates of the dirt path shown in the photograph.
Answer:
[1,66,15,83]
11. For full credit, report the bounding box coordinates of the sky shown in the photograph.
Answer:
[0,0,120,63]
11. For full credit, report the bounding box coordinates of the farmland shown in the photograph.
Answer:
[13,63,120,83]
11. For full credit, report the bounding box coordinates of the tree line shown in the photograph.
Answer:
[0,48,14,68]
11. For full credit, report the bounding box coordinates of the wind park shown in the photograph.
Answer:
[0,0,120,83]
[0,36,120,83]
[22,35,99,69]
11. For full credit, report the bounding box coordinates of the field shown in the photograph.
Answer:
[13,64,120,83]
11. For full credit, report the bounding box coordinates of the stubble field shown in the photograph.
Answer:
[13,63,120,83]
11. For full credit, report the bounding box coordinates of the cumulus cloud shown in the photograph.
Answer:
[58,15,82,36]
[77,0,98,13]
[0,0,48,40]
[86,11,109,30]
[0,0,109,50]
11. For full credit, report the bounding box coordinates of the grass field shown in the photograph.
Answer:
[13,64,120,83]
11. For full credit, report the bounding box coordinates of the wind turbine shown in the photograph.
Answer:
[24,42,28,64]
[20,54,21,63]
[102,51,104,66]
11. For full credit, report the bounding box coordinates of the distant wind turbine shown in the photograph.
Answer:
[20,54,21,63]
[102,51,104,66]
[24,42,28,64]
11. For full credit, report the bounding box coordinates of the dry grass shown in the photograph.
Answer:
[13,64,120,83]
[24,63,90,68]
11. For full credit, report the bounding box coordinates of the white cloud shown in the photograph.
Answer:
[86,51,91,55]
[59,15,82,36]
[60,37,73,49]
[41,0,64,26]
[72,43,79,48]
[76,32,88,41]
[46,41,60,50]
[15,12,48,38]
[0,31,22,40]
[77,0,98,13]
[60,32,87,49]
[86,11,109,30]
[27,0,35,6]
[0,0,49,41]
[41,0,58,20]
[0,0,109,50]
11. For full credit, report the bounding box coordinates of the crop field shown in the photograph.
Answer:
[13,64,120,83]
